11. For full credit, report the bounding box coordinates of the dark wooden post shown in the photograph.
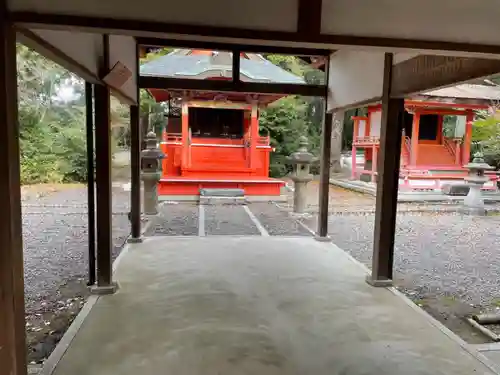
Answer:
[129,42,142,242]
[0,3,28,374]
[129,104,142,241]
[91,35,117,294]
[316,110,333,239]
[85,82,96,286]
[366,53,404,287]
[316,55,332,240]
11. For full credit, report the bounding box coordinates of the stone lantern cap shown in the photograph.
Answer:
[287,136,317,165]
[141,131,164,160]
[464,152,494,171]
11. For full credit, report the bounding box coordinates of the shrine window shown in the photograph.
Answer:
[189,107,244,139]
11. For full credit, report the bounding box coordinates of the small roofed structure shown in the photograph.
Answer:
[140,49,305,197]
[351,84,500,192]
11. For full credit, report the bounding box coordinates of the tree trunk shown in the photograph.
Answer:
[330,110,345,174]
[139,112,150,150]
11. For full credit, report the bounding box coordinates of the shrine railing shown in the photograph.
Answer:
[353,136,380,146]
[443,137,460,162]
[401,135,411,166]
[257,135,270,146]
[164,133,182,143]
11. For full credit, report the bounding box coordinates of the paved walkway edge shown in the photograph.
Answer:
[331,240,500,375]
[40,294,100,375]
[243,205,270,237]
[40,234,139,375]
[298,218,500,374]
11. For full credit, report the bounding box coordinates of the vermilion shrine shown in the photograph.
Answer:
[140,49,304,197]
[351,84,500,191]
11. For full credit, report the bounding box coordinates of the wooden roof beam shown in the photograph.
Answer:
[139,76,327,97]
[136,37,331,57]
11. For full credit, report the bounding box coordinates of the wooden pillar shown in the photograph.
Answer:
[317,111,334,239]
[463,110,474,164]
[437,115,444,144]
[91,35,116,294]
[130,104,142,241]
[410,111,420,166]
[85,82,96,286]
[455,141,461,165]
[181,101,189,169]
[351,145,357,179]
[366,53,405,287]
[0,5,27,374]
[372,145,378,183]
[250,103,259,170]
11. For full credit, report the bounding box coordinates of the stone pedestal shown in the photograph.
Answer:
[287,136,317,215]
[462,153,493,216]
[142,173,161,215]
[141,131,164,216]
[293,181,308,214]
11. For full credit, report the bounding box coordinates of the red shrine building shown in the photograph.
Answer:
[351,84,500,191]
[140,49,304,197]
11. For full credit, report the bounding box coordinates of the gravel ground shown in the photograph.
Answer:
[145,203,199,236]
[303,211,500,343]
[23,184,131,364]
[250,202,311,236]
[205,205,260,236]
[325,212,500,306]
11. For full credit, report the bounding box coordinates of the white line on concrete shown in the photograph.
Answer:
[243,205,270,237]
[198,204,206,237]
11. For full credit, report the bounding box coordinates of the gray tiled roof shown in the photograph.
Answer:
[421,84,500,100]
[140,53,304,84]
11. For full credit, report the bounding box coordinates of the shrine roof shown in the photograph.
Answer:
[420,84,500,101]
[140,50,304,84]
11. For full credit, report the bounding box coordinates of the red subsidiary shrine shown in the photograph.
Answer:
[140,49,304,197]
[351,84,500,191]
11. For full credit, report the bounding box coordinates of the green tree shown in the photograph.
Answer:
[471,114,500,168]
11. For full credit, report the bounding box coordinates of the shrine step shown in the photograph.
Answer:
[199,188,246,205]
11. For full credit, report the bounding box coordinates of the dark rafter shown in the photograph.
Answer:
[137,37,331,57]
[139,76,327,97]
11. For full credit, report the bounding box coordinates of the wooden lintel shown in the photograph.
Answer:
[392,55,500,97]
[12,12,500,55]
[139,76,327,97]
[15,27,101,84]
[137,37,330,56]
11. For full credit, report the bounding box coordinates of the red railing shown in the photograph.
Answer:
[443,137,456,158]
[165,133,182,143]
[257,135,270,146]
[401,135,411,166]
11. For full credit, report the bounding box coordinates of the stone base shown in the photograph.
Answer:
[289,212,312,219]
[89,282,119,295]
[127,236,143,244]
[460,206,487,216]
[314,235,332,242]
[200,196,246,205]
[365,275,393,287]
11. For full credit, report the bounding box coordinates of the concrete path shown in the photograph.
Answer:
[50,237,498,375]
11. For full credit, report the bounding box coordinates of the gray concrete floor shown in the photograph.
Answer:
[52,237,498,375]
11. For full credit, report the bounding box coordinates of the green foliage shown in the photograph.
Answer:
[471,114,500,168]
[17,44,129,184]
[256,55,327,177]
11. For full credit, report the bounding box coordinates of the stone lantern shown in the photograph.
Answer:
[141,131,164,215]
[287,136,317,214]
[462,152,494,216]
